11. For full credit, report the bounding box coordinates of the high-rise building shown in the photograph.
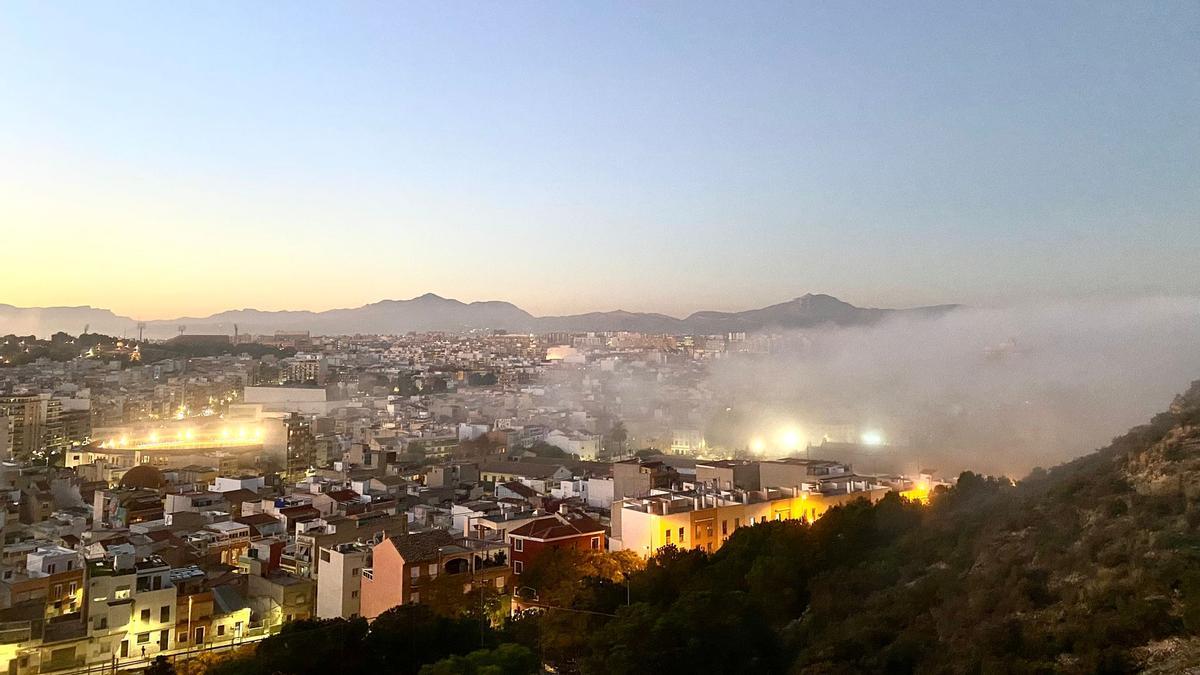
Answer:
[284,413,316,484]
[0,415,11,461]
[0,394,65,462]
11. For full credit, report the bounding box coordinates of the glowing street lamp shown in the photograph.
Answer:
[780,428,802,451]
[860,431,884,446]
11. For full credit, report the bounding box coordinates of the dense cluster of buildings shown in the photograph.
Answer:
[0,329,941,673]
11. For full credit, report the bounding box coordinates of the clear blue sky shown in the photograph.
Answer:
[1,1,1196,318]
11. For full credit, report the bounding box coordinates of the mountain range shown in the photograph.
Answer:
[0,293,959,339]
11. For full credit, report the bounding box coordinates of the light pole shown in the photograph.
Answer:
[187,595,193,657]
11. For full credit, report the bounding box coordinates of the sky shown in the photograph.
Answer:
[1,2,1197,319]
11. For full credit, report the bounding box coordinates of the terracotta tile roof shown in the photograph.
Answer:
[388,530,455,563]
[509,513,605,541]
[235,513,280,526]
[499,481,537,498]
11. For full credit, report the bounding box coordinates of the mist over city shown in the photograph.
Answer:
[704,297,1200,476]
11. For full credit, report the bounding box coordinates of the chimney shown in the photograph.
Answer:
[558,503,569,516]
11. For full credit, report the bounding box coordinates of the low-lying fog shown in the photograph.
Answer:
[704,297,1200,479]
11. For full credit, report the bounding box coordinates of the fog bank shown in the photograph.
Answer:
[705,297,1200,478]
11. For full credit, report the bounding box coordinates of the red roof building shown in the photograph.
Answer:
[508,509,606,576]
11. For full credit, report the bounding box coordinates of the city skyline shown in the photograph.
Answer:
[2,2,1197,318]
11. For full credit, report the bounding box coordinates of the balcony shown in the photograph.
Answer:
[361,568,374,581]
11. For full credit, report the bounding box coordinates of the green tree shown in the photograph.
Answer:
[419,643,538,675]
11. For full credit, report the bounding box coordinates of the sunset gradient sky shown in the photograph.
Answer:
[1,2,1197,319]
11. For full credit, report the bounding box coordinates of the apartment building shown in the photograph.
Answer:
[610,482,890,557]
[315,542,368,619]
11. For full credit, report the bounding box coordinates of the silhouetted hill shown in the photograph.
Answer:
[0,294,959,338]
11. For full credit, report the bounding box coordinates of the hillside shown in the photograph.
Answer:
[202,380,1200,675]
[0,294,958,338]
